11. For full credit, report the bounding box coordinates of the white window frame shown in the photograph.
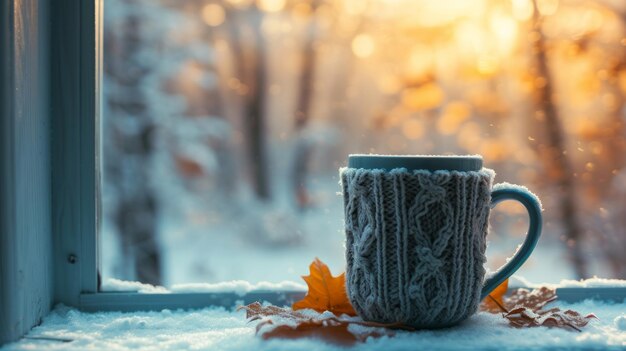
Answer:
[50,0,625,312]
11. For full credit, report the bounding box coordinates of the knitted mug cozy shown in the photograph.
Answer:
[340,167,495,328]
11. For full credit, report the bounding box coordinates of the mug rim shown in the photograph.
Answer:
[348,154,483,172]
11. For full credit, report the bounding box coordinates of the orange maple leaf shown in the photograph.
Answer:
[481,278,509,313]
[292,258,357,316]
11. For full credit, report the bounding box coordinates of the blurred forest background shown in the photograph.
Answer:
[101,0,626,288]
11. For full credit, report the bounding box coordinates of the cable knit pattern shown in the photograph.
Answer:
[340,167,494,328]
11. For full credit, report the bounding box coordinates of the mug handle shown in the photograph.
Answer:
[481,184,543,300]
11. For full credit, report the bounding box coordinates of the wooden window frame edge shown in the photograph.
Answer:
[50,0,625,313]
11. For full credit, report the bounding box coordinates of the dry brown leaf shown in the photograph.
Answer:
[481,279,509,313]
[504,306,597,331]
[480,284,597,332]
[239,302,306,321]
[292,258,357,316]
[505,287,557,311]
[482,284,556,313]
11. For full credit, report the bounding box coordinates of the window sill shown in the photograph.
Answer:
[9,292,626,351]
[75,286,626,313]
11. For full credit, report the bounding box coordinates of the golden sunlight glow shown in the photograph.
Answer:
[480,139,509,162]
[258,0,286,13]
[201,4,225,27]
[343,0,368,16]
[618,70,626,94]
[490,12,518,56]
[536,0,559,16]
[378,75,402,94]
[407,46,434,79]
[579,8,604,34]
[452,10,520,75]
[455,21,487,58]
[352,34,376,58]
[411,0,487,27]
[511,0,534,21]
[292,3,312,18]
[437,102,471,135]
[402,83,444,111]
[476,55,500,75]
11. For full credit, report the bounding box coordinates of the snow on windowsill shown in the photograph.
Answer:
[102,276,626,296]
[101,278,307,296]
[509,276,626,289]
[3,279,625,351]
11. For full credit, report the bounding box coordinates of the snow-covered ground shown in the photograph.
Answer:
[3,297,625,350]
[101,178,350,286]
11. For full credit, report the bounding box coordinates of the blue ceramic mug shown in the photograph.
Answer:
[340,155,542,328]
